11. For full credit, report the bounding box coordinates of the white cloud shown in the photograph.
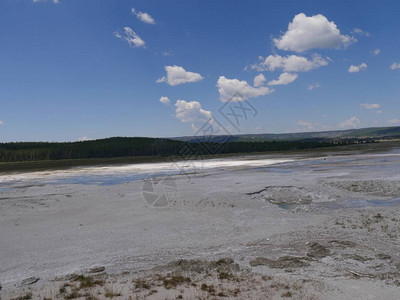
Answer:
[33,0,60,3]
[268,72,298,86]
[307,82,321,90]
[251,54,328,72]
[348,63,367,73]
[297,120,317,131]
[157,65,203,86]
[0,120,3,125]
[361,103,380,110]
[352,28,371,37]
[78,137,91,141]
[159,96,171,105]
[114,27,145,48]
[253,74,266,87]
[388,119,400,125]
[175,100,213,131]
[338,116,360,129]
[391,63,400,70]
[217,76,273,102]
[376,110,383,114]
[296,120,335,132]
[274,13,354,52]
[372,49,381,55]
[131,8,155,25]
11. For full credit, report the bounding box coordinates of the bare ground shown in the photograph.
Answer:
[1,150,400,299]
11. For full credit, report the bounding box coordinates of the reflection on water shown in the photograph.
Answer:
[344,198,400,208]
[47,172,176,186]
[0,157,292,189]
[278,198,400,210]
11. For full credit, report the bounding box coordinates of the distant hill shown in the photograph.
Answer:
[172,126,400,143]
[342,126,400,138]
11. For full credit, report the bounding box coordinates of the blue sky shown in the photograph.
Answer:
[1,0,400,142]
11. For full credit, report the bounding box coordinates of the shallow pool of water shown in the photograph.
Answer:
[0,157,293,189]
[343,198,400,208]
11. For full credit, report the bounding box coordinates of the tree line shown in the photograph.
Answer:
[0,137,349,162]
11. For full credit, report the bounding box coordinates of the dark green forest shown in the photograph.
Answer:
[0,137,352,163]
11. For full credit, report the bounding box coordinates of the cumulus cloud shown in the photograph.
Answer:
[348,63,367,73]
[268,72,298,86]
[372,49,381,55]
[388,119,400,125]
[159,96,171,105]
[391,63,400,70]
[217,76,273,102]
[307,82,321,90]
[338,116,360,129]
[297,120,318,131]
[251,54,328,72]
[253,74,266,87]
[296,120,335,132]
[274,13,354,52]
[114,27,145,48]
[361,103,380,110]
[33,0,59,3]
[352,28,371,37]
[131,8,155,25]
[157,65,203,86]
[175,100,213,131]
[78,137,91,141]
